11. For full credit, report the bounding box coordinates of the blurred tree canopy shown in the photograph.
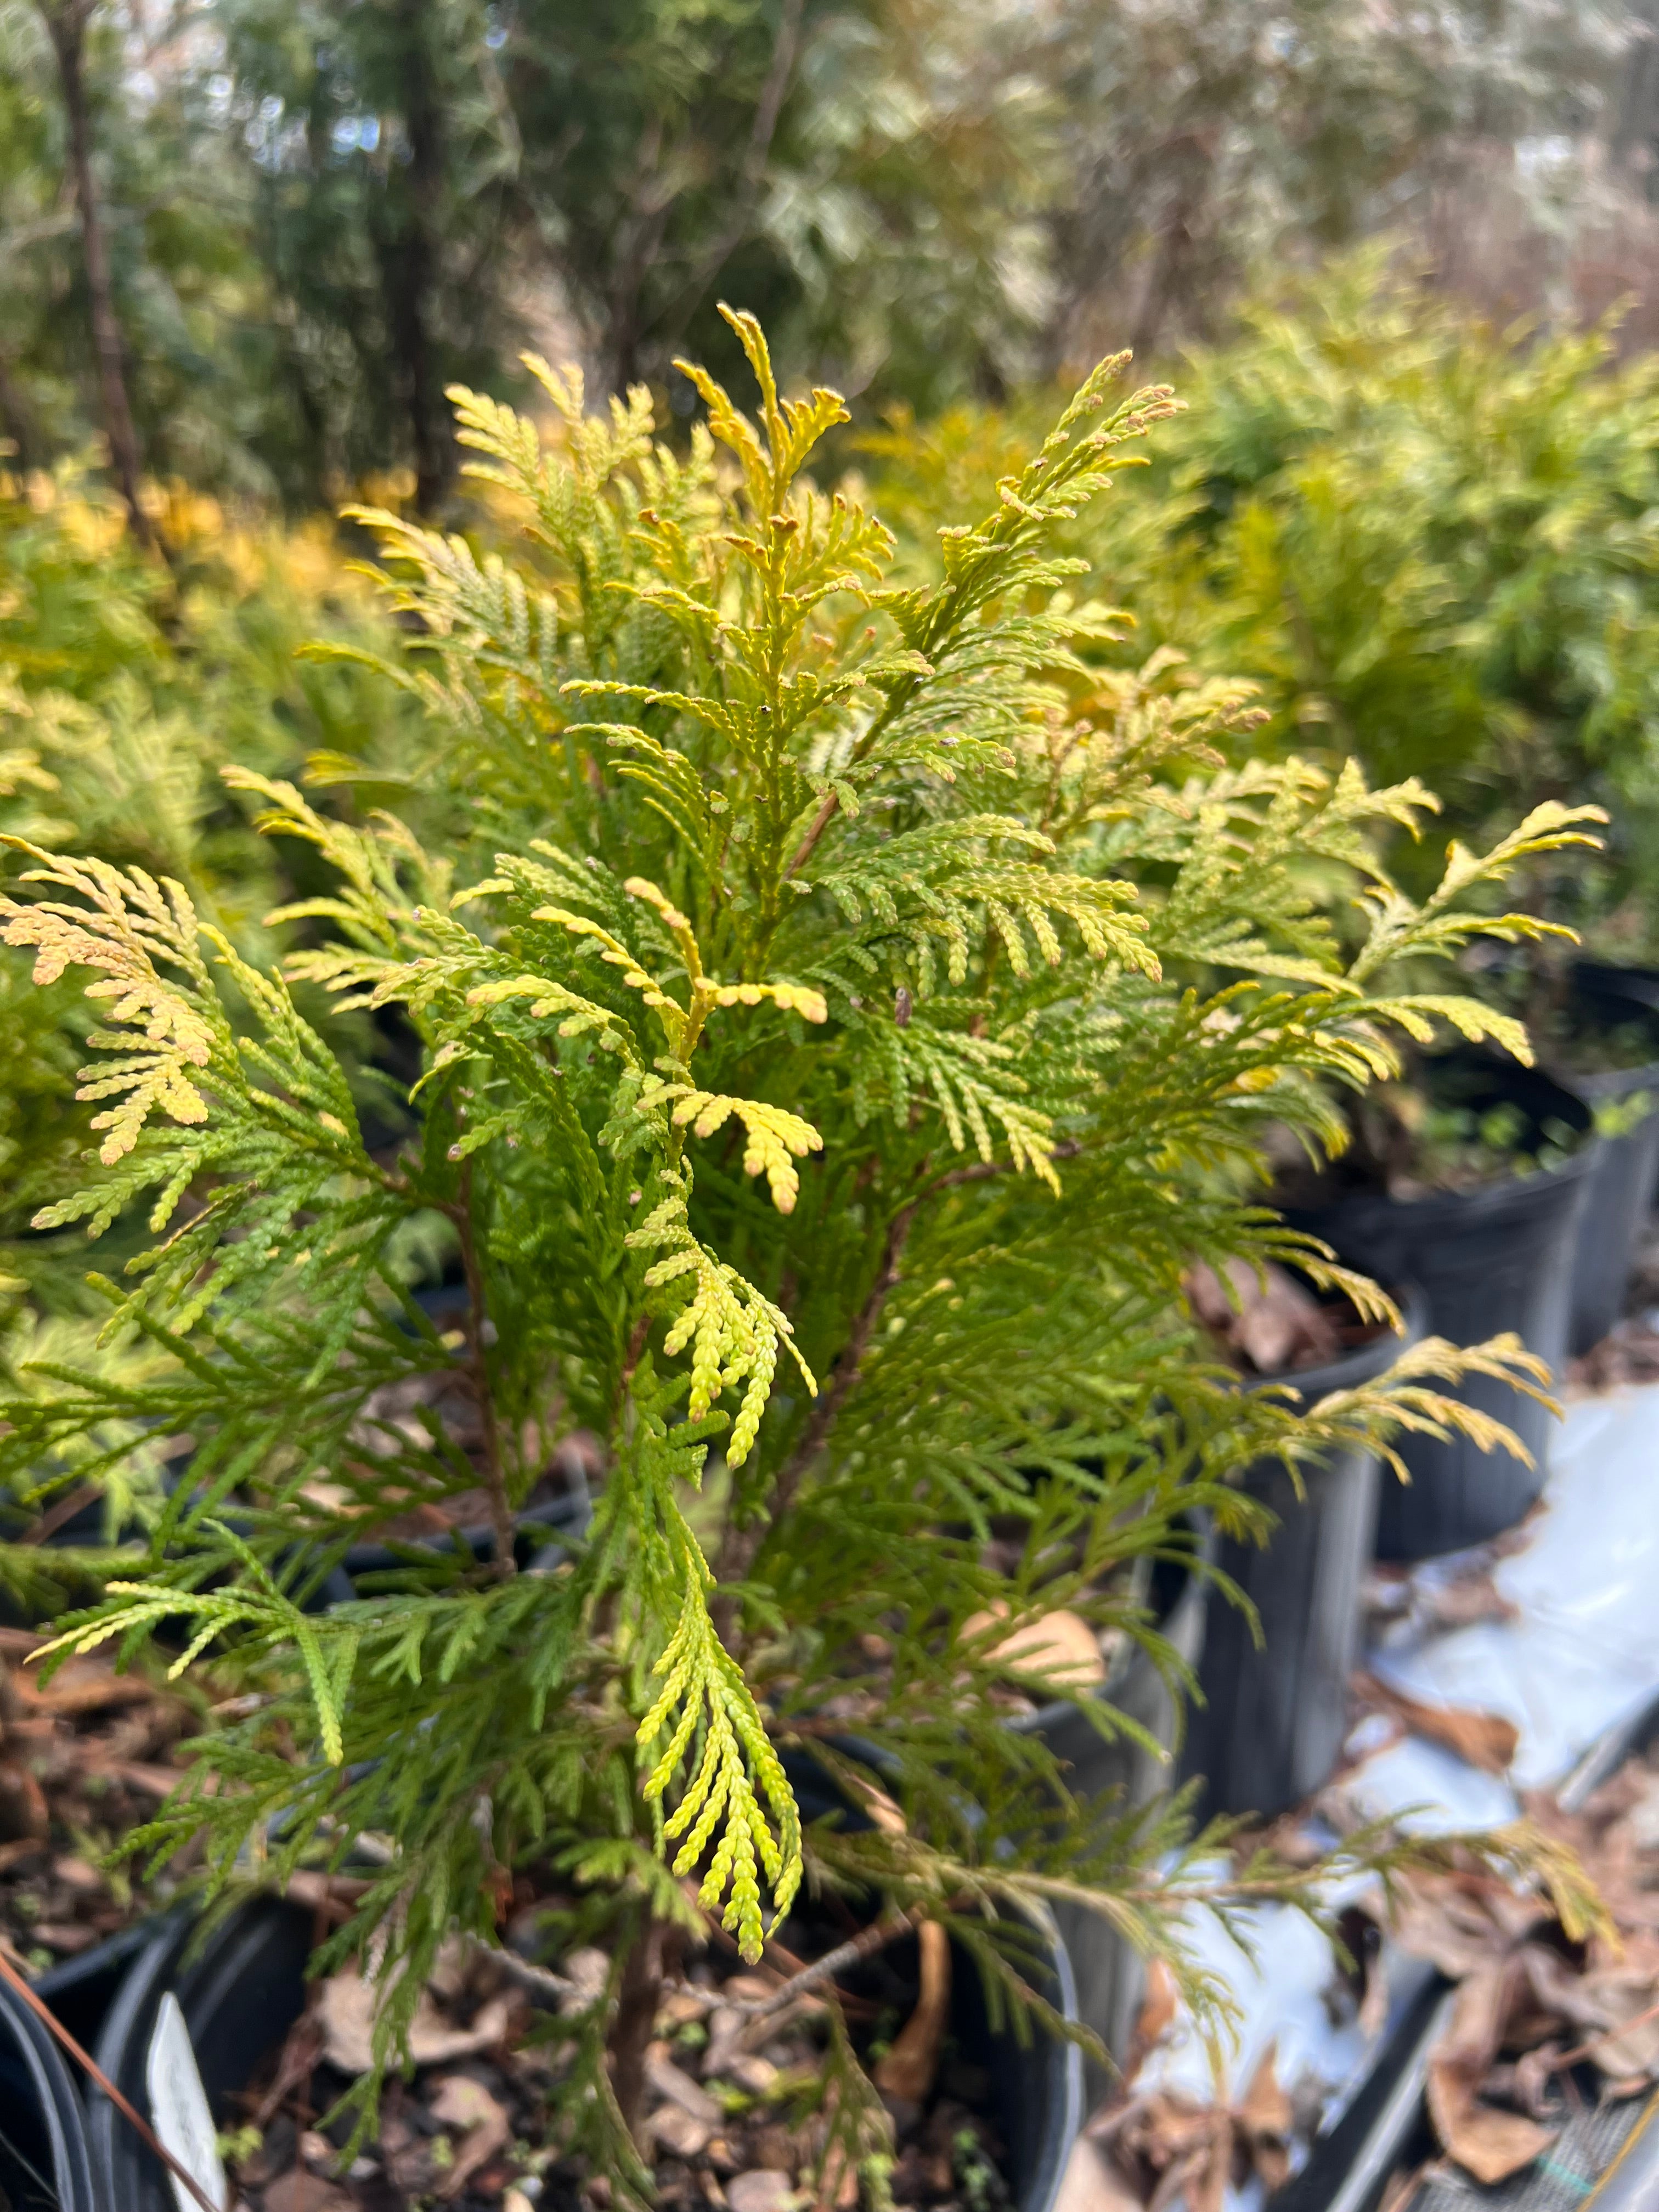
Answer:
[0,0,1644,512]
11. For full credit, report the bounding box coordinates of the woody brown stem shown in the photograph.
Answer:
[694,1901,882,2020]
[617,1312,652,1407]
[610,1915,671,2149]
[454,1166,515,1579]
[730,1902,968,2025]
[785,789,841,881]
[714,1189,918,1620]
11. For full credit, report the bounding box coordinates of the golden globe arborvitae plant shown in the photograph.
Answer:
[0,315,1596,2196]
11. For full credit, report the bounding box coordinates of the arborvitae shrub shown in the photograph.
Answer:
[0,315,1597,2191]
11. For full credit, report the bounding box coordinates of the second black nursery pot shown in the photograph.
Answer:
[1284,1049,1596,1560]
[0,1964,103,2212]
[76,1840,1083,2212]
[1010,1543,1210,2069]
[1289,1153,1593,1560]
[1182,1291,1425,1824]
[1565,1060,1659,1356]
[84,1895,312,2212]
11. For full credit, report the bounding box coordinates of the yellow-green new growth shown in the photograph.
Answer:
[0,315,1615,2121]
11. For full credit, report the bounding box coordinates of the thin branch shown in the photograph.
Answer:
[726,1905,932,2023]
[487,1946,579,2008]
[18,1480,100,1547]
[695,1903,881,2021]
[1553,1998,1659,2070]
[713,1142,1084,1619]
[38,0,158,554]
[617,1311,652,1410]
[714,1184,917,1606]
[0,208,76,273]
[785,788,840,881]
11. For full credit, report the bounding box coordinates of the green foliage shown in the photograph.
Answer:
[0,469,420,1315]
[0,0,1635,509]
[1031,0,1627,362]
[866,247,1659,1013]
[1094,252,1659,953]
[0,321,1590,2180]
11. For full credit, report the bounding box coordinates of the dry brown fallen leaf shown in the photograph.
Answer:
[648,2104,713,2160]
[83,1759,184,1801]
[263,2172,353,2212]
[1236,2045,1293,2194]
[1152,2102,1233,2212]
[645,2041,721,2123]
[1569,1317,1659,1393]
[1383,1869,1551,1980]
[814,2132,861,2212]
[318,1966,511,2075]
[429,2072,512,2200]
[1426,1961,1556,2185]
[1085,2089,1242,2212]
[726,2173,795,2212]
[10,1666,160,1719]
[962,1603,1108,1690]
[1183,1257,1339,1375]
[1130,1958,1178,2074]
[1053,2135,1146,2212]
[1354,1674,1519,1776]
[874,1920,952,2108]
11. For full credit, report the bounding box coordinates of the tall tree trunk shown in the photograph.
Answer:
[1128,137,1216,364]
[382,0,452,514]
[0,352,41,476]
[40,0,154,548]
[1613,0,1659,182]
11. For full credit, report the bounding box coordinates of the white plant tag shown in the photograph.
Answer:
[146,1991,227,2212]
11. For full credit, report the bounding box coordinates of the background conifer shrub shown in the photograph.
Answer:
[0,315,1595,2187]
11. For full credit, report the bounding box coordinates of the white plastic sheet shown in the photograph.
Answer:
[1335,1733,1520,1832]
[1134,1858,1383,2159]
[1146,1378,1659,2177]
[1365,1384,1659,1791]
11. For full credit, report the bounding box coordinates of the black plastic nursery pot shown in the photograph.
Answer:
[1570,957,1659,1031]
[873,1916,1080,2212]
[1292,1158,1593,1561]
[1284,1053,1596,1561]
[1182,1290,1427,1826]
[1008,1550,1209,2071]
[0,1967,103,2212]
[84,1895,313,2212]
[1552,960,1659,1358]
[778,1756,1083,2212]
[76,1873,1082,2212]
[1564,1060,1659,1356]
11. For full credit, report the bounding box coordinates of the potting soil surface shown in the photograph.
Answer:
[221,1916,1017,2212]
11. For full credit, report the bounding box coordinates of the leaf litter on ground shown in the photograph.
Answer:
[0,1623,195,1968]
